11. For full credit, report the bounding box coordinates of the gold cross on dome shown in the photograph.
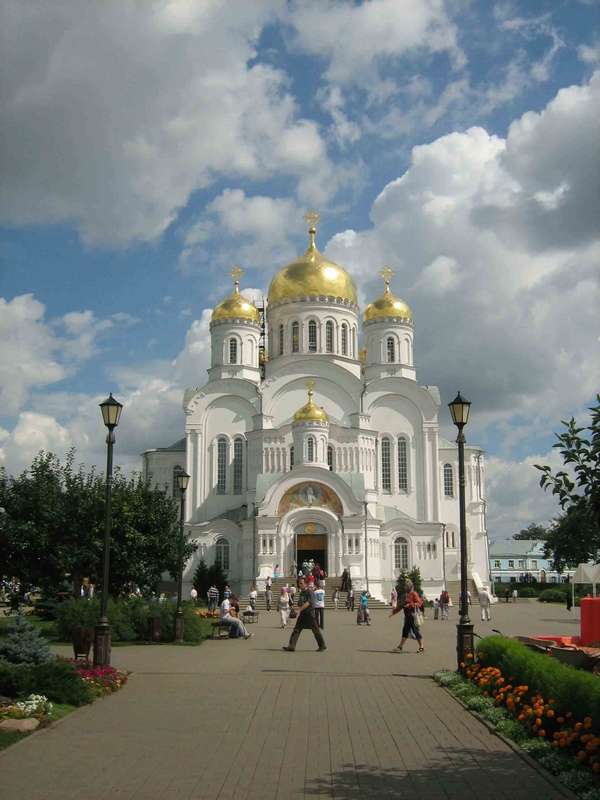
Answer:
[306,379,315,397]
[304,210,320,231]
[379,266,394,287]
[231,266,244,284]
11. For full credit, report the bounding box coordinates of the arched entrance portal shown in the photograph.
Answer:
[295,522,328,572]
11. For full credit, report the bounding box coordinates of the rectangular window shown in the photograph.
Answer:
[398,438,408,491]
[308,321,317,352]
[233,439,243,494]
[354,536,361,554]
[494,560,501,569]
[532,560,538,568]
[508,560,514,568]
[518,560,525,569]
[292,322,299,353]
[381,439,391,492]
[279,325,284,355]
[326,322,334,353]
[217,439,227,494]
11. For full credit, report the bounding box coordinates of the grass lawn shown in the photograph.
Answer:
[0,614,57,640]
[0,703,76,751]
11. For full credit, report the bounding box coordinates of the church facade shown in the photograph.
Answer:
[142,217,490,600]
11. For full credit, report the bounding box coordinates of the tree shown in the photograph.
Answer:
[513,523,549,541]
[0,449,196,596]
[192,559,209,597]
[535,395,600,569]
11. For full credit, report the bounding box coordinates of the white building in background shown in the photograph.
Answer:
[142,217,490,599]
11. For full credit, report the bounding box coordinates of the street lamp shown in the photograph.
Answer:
[174,467,190,643]
[94,393,123,667]
[448,390,473,669]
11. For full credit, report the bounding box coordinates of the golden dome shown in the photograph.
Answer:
[364,266,412,323]
[293,381,329,424]
[212,267,260,324]
[268,212,357,306]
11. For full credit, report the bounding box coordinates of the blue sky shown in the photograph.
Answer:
[1,0,599,540]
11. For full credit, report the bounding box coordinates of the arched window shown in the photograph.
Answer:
[279,324,284,355]
[341,323,348,355]
[229,338,238,364]
[325,321,334,353]
[386,337,395,363]
[215,538,230,572]
[398,437,408,492]
[394,536,409,570]
[308,320,317,352]
[292,321,300,353]
[307,436,315,463]
[217,438,227,494]
[327,445,334,471]
[444,464,454,496]
[233,438,243,495]
[290,446,294,469]
[381,438,391,492]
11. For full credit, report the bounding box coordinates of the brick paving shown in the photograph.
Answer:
[0,601,578,799]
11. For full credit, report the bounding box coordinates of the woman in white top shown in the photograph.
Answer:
[248,584,258,610]
[278,588,290,628]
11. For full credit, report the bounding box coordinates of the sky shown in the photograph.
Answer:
[1,0,599,542]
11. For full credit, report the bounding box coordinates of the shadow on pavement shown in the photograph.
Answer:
[303,750,564,799]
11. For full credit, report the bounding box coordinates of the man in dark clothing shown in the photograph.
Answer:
[283,577,327,652]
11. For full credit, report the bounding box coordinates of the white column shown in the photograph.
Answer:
[194,431,202,520]
[422,427,431,521]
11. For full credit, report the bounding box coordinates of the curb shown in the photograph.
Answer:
[438,682,578,800]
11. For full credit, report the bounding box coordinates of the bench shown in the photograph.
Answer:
[211,620,233,640]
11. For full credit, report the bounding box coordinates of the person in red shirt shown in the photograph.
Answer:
[390,580,424,653]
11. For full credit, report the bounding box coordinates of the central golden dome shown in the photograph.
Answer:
[269,217,357,306]
[293,381,329,423]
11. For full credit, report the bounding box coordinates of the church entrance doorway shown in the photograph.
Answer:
[294,522,328,574]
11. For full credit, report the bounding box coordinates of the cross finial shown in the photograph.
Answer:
[379,266,394,293]
[306,379,315,398]
[231,266,244,293]
[304,210,320,248]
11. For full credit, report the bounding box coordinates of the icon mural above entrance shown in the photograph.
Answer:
[278,482,343,516]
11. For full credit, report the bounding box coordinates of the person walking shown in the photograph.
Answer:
[566,591,573,612]
[512,587,518,603]
[358,590,371,625]
[207,584,219,612]
[332,587,340,610]
[340,569,350,593]
[278,587,290,628]
[346,587,355,611]
[249,584,258,611]
[479,586,492,622]
[439,589,450,620]
[190,587,198,606]
[314,580,325,629]
[391,580,424,653]
[283,577,326,652]
[265,584,272,611]
[433,597,440,620]
[390,587,398,610]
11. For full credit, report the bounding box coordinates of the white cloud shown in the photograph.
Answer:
[286,0,462,85]
[578,39,600,65]
[0,1,338,246]
[325,72,600,436]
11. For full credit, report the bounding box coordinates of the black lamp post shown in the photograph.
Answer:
[174,467,190,643]
[93,393,123,667]
[448,391,473,669]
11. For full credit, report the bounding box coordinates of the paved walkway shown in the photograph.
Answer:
[0,602,578,799]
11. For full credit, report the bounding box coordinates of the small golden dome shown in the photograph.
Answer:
[364,266,412,323]
[212,267,260,324]
[269,212,357,306]
[293,381,329,424]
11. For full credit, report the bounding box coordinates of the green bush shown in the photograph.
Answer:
[0,615,53,664]
[538,588,566,603]
[56,598,100,640]
[0,660,94,706]
[477,635,600,726]
[517,587,538,598]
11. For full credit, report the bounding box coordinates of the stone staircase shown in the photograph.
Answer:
[445,579,480,607]
[251,577,388,611]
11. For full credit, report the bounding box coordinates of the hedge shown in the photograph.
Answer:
[0,660,94,706]
[477,635,600,728]
[56,598,209,643]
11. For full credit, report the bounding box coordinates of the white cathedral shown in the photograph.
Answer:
[142,216,491,600]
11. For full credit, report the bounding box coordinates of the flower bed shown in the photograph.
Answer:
[193,610,220,619]
[435,634,600,798]
[0,693,53,720]
[69,661,128,697]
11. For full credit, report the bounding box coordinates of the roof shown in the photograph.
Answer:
[488,539,546,557]
[143,437,186,454]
